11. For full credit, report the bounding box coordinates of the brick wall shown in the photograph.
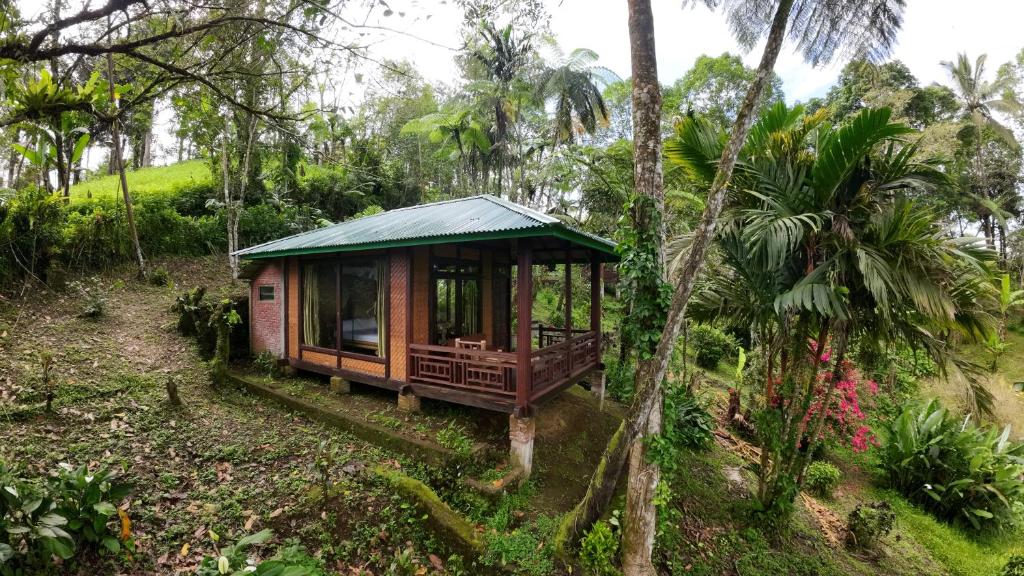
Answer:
[250,262,284,357]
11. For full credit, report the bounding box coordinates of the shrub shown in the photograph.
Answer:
[804,461,841,499]
[436,422,473,458]
[1003,555,1024,576]
[688,324,735,369]
[845,501,895,549]
[68,276,107,319]
[663,385,714,450]
[252,351,280,378]
[0,460,131,572]
[579,520,620,576]
[0,186,65,286]
[879,399,1024,531]
[603,357,635,403]
[148,266,171,287]
[481,515,558,576]
[194,529,325,576]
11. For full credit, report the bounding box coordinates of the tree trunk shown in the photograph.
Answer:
[621,0,665,573]
[106,53,146,278]
[222,127,236,277]
[555,0,796,554]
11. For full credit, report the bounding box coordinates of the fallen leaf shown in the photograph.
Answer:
[269,507,284,518]
[179,543,190,557]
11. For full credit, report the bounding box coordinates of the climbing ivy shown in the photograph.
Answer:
[616,193,672,361]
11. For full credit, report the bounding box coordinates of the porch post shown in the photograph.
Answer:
[564,248,573,374]
[515,242,533,412]
[512,241,535,477]
[590,252,603,398]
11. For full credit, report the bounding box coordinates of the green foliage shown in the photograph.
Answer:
[148,266,171,287]
[1003,554,1024,576]
[650,383,715,472]
[0,460,131,573]
[436,422,473,458]
[252,351,280,378]
[602,357,635,403]
[481,515,558,576]
[194,529,325,576]
[579,519,620,576]
[0,186,64,286]
[688,324,736,369]
[69,160,213,204]
[803,461,842,499]
[616,193,671,360]
[845,501,895,549]
[879,399,1024,531]
[67,276,107,319]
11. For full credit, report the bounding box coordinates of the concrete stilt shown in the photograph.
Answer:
[329,376,351,395]
[397,390,421,412]
[509,413,536,478]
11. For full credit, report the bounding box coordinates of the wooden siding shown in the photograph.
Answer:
[412,246,430,344]
[342,356,386,376]
[389,250,409,381]
[303,349,337,368]
[287,257,299,359]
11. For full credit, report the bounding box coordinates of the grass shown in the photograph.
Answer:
[922,326,1024,438]
[869,488,1024,576]
[69,160,211,204]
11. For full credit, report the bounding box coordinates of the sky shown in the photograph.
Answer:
[355,0,1024,104]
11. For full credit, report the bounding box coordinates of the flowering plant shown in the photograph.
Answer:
[803,342,879,453]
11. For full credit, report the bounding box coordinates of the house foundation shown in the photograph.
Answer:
[397,390,421,413]
[509,413,536,478]
[330,376,351,395]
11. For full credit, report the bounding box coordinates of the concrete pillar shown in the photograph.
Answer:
[329,376,351,395]
[397,391,421,413]
[509,413,536,478]
[590,371,606,399]
[281,364,298,377]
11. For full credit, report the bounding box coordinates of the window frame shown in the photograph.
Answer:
[257,285,276,301]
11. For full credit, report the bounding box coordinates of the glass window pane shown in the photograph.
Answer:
[302,261,337,349]
[462,279,480,336]
[341,260,383,356]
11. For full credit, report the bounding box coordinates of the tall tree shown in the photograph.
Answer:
[556,0,908,557]
[619,0,666,573]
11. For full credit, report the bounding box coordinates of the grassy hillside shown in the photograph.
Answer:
[69,159,211,204]
[922,328,1024,438]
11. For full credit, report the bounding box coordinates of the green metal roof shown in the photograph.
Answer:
[234,195,618,260]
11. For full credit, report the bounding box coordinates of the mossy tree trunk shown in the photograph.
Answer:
[555,0,796,557]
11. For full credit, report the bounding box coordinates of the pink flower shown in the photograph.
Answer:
[820,351,832,363]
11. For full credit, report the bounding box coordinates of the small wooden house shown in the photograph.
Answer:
[236,195,618,474]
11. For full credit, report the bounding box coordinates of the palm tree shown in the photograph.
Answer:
[536,44,619,145]
[400,106,492,196]
[470,22,533,197]
[558,0,910,556]
[941,53,1021,144]
[673,103,997,514]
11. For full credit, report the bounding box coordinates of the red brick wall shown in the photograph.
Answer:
[250,262,284,357]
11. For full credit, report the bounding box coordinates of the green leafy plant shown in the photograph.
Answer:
[1002,554,1024,576]
[252,351,280,378]
[845,501,895,549]
[148,266,171,287]
[436,422,473,458]
[52,463,131,554]
[803,461,841,499]
[579,519,620,576]
[688,324,736,369]
[194,529,325,576]
[68,276,106,319]
[481,515,558,576]
[879,399,1024,531]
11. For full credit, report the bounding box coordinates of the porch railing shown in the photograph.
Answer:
[408,343,517,396]
[531,330,599,398]
[407,331,599,402]
[534,323,591,349]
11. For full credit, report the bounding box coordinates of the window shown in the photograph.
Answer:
[302,261,337,349]
[258,285,275,301]
[340,259,386,356]
[431,257,482,345]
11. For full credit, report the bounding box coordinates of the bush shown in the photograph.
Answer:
[804,461,841,499]
[689,324,736,369]
[663,385,714,450]
[845,501,895,549]
[579,520,620,576]
[68,276,107,319]
[252,351,280,378]
[148,266,171,287]
[603,357,635,403]
[0,186,65,286]
[879,399,1024,531]
[1003,555,1024,576]
[0,460,131,572]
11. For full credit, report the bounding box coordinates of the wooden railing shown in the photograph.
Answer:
[531,330,599,398]
[534,323,591,348]
[408,331,599,403]
[408,343,517,397]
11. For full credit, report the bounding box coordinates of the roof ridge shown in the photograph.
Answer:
[478,194,559,225]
